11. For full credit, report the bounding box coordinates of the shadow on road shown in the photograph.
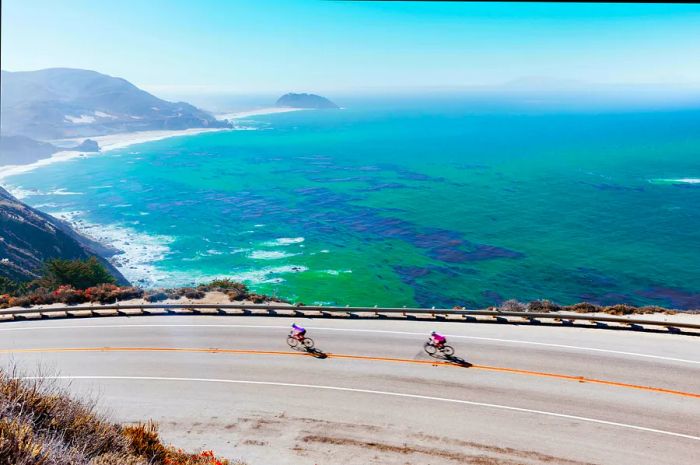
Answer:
[305,347,328,359]
[289,344,328,359]
[424,351,472,367]
[444,355,472,367]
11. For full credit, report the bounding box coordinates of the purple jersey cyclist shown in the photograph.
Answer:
[291,323,306,340]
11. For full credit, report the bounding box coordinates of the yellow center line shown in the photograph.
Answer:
[3,346,699,399]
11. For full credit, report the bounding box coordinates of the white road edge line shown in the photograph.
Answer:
[4,323,698,365]
[22,375,700,442]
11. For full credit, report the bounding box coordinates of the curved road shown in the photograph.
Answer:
[1,315,699,465]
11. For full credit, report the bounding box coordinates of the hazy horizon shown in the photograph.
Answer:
[3,1,700,95]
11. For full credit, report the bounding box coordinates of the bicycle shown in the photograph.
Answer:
[424,339,454,357]
[287,332,315,349]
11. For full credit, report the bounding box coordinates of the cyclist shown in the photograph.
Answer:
[291,323,307,341]
[430,331,446,349]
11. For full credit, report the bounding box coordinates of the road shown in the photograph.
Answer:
[1,315,698,465]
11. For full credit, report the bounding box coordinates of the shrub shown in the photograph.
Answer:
[499,299,527,312]
[52,285,88,305]
[638,305,676,315]
[602,304,638,315]
[83,284,144,304]
[38,257,116,290]
[7,295,32,308]
[203,279,248,293]
[227,290,246,302]
[0,370,127,460]
[247,293,268,304]
[527,299,561,313]
[185,289,205,299]
[564,302,602,313]
[145,291,169,303]
[26,288,54,306]
[123,421,168,463]
[173,288,205,300]
[0,368,237,465]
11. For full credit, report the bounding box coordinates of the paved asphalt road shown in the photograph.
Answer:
[1,315,698,465]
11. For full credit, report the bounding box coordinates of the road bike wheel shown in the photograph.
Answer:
[287,336,299,348]
[442,345,455,356]
[303,337,315,349]
[424,342,437,356]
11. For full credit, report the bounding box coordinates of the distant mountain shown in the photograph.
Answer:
[276,93,339,109]
[0,68,229,140]
[0,186,128,284]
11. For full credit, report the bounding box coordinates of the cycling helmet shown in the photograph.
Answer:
[431,331,436,336]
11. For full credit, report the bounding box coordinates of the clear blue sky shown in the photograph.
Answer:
[3,1,700,94]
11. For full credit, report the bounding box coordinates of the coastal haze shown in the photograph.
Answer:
[1,2,700,465]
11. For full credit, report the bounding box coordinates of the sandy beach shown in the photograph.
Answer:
[0,108,307,181]
[0,128,228,181]
[216,107,307,120]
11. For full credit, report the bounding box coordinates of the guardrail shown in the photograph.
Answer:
[1,303,698,334]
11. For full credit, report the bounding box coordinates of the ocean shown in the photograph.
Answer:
[5,96,700,309]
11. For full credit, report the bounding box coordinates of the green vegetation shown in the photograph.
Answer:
[0,266,287,309]
[0,277,25,296]
[0,367,239,465]
[38,257,117,290]
[1,257,117,296]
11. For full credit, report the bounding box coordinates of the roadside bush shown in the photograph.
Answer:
[499,299,527,312]
[602,304,638,315]
[85,284,144,304]
[638,305,676,315]
[26,288,55,306]
[564,302,602,313]
[6,295,32,308]
[227,290,246,302]
[0,370,127,460]
[123,421,167,463]
[202,279,248,294]
[0,368,237,465]
[145,291,169,303]
[172,288,205,300]
[246,293,267,304]
[527,299,561,313]
[52,285,88,305]
[90,452,147,465]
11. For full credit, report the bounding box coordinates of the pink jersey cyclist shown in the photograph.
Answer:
[430,331,446,347]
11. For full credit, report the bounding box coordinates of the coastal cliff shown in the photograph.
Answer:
[0,186,128,284]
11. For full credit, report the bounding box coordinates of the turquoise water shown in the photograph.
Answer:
[6,97,700,308]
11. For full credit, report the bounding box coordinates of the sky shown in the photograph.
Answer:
[2,1,700,95]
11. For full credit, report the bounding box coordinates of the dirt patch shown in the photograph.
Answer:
[301,434,597,465]
[240,439,268,446]
[221,412,599,465]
